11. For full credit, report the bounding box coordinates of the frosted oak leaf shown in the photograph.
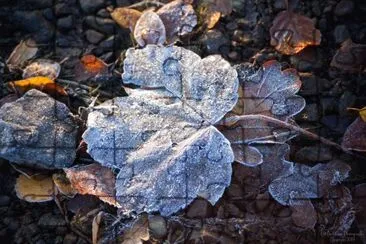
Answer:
[83,45,238,216]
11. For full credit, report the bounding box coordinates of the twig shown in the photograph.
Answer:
[223,114,347,153]
[57,79,114,98]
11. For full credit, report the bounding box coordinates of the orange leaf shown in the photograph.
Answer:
[270,11,321,55]
[9,76,67,96]
[64,163,119,207]
[81,55,107,74]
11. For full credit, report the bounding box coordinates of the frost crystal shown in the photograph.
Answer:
[83,45,238,216]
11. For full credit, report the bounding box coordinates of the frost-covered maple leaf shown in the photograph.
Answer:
[83,45,238,216]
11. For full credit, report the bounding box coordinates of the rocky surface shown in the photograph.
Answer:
[0,89,77,169]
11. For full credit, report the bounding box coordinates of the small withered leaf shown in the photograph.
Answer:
[15,174,54,202]
[23,59,61,80]
[110,7,142,32]
[197,2,221,29]
[134,11,166,47]
[64,163,119,207]
[9,76,67,96]
[74,55,108,81]
[270,11,321,55]
[219,60,305,166]
[6,39,38,72]
[157,0,197,42]
[342,117,366,152]
[330,39,366,73]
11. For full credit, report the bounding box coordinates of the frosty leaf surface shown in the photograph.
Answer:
[269,160,351,206]
[157,0,197,42]
[219,60,305,166]
[83,45,238,216]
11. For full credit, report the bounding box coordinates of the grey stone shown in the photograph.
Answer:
[85,16,115,34]
[295,145,333,162]
[338,91,356,116]
[297,103,320,122]
[85,29,105,44]
[99,36,115,49]
[79,0,104,14]
[0,89,77,169]
[186,199,212,218]
[0,195,10,206]
[200,30,229,54]
[13,10,54,42]
[334,25,350,44]
[63,233,78,244]
[54,3,73,16]
[334,0,354,16]
[83,45,238,216]
[134,11,166,47]
[58,16,74,30]
[38,213,67,228]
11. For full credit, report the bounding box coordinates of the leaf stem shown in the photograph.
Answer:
[224,114,347,153]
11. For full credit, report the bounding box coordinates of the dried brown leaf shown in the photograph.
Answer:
[342,117,366,151]
[330,39,366,73]
[110,7,142,32]
[64,163,119,207]
[6,39,38,72]
[270,11,321,55]
[15,174,54,202]
[23,59,61,80]
[198,3,221,29]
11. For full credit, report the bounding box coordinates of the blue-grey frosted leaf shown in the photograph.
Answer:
[219,60,306,166]
[0,89,77,169]
[157,0,197,43]
[269,160,351,206]
[83,45,238,215]
[133,11,166,47]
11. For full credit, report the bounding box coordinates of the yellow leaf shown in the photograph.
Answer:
[198,3,221,29]
[348,107,366,122]
[9,76,67,96]
[360,108,366,122]
[15,174,54,202]
[52,173,77,197]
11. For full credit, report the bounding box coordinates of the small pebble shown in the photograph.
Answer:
[334,0,354,16]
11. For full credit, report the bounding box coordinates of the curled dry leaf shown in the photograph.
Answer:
[157,0,197,42]
[74,54,108,81]
[6,39,38,72]
[83,45,238,215]
[9,76,67,96]
[23,59,61,80]
[52,173,77,197]
[134,11,166,47]
[64,163,119,207]
[110,7,142,31]
[270,11,321,55]
[342,117,366,152]
[15,174,54,202]
[330,39,366,73]
[197,2,221,29]
[219,60,305,166]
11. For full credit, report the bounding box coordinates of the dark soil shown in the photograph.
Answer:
[0,0,366,243]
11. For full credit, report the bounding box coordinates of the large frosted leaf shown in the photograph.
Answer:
[219,60,306,166]
[83,45,238,216]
